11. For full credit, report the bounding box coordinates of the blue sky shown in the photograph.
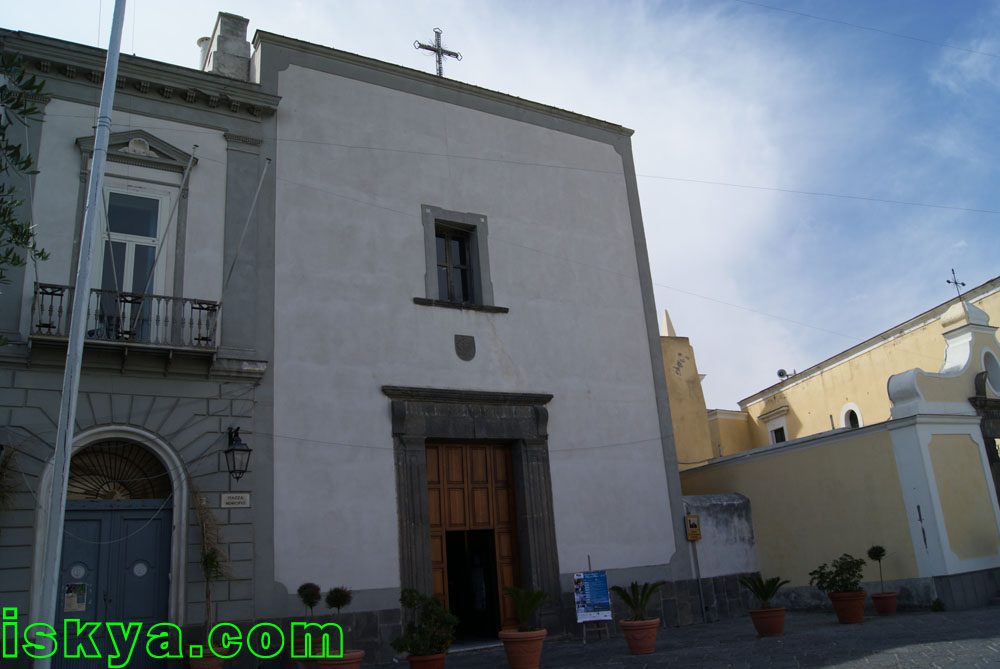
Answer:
[5,0,998,408]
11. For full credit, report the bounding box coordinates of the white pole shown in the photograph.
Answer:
[34,2,127,666]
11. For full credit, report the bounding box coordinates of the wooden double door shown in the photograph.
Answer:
[427,443,520,632]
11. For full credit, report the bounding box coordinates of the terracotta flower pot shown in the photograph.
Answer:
[747,607,786,636]
[871,592,898,616]
[316,649,365,668]
[828,591,866,624]
[499,628,547,669]
[619,618,660,655]
[405,652,446,668]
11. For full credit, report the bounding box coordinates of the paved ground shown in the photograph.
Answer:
[376,608,1000,667]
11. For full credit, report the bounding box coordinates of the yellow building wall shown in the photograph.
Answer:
[928,435,1000,560]
[661,337,714,470]
[707,410,753,456]
[681,429,918,587]
[741,291,1000,448]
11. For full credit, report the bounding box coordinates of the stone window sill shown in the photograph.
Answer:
[412,297,509,314]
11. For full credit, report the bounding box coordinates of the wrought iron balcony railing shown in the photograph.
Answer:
[31,283,219,350]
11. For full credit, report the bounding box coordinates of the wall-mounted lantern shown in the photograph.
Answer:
[225,427,252,481]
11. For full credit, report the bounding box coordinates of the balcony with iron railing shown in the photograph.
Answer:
[30,283,219,351]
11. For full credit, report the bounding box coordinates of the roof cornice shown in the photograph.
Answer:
[1,29,280,120]
[739,275,1000,408]
[252,30,633,138]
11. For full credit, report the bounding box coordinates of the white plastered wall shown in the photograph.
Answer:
[271,65,675,591]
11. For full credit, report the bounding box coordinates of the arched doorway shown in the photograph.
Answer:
[55,441,173,668]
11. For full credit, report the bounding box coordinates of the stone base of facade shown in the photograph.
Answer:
[172,573,758,667]
[773,567,1000,613]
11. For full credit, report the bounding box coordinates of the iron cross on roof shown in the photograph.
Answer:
[414,27,462,77]
[947,268,966,300]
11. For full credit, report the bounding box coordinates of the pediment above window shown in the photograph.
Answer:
[76,130,198,173]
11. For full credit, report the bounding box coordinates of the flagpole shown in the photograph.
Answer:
[34,1,127,666]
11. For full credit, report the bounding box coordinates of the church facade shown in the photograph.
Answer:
[1,13,700,664]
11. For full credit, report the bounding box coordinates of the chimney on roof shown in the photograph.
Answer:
[197,12,250,81]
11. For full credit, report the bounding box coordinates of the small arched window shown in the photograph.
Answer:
[840,403,863,429]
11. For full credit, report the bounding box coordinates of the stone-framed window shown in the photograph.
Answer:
[760,405,789,445]
[417,205,507,313]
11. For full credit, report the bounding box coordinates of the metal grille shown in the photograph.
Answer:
[67,441,171,500]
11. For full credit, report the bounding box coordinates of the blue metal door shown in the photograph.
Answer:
[56,499,172,668]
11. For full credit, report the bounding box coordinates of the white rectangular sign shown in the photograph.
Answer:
[221,492,251,508]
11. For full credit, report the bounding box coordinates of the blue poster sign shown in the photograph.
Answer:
[573,570,612,622]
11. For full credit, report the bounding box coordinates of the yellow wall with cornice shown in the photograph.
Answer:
[738,290,1000,450]
[707,410,753,457]
[681,428,918,586]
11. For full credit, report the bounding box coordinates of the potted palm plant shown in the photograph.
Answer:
[317,586,364,668]
[391,588,458,668]
[739,574,789,636]
[190,490,231,668]
[609,581,665,655]
[498,586,550,669]
[867,545,898,616]
[809,553,867,624]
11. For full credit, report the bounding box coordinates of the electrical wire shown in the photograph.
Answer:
[33,113,1000,217]
[732,0,1000,59]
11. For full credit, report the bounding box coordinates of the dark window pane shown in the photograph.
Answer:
[454,268,470,303]
[437,266,449,300]
[131,244,156,294]
[107,193,158,237]
[449,238,464,267]
[436,234,447,264]
[101,241,126,292]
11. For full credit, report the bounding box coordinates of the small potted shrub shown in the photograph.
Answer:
[391,588,458,668]
[498,586,550,669]
[609,581,665,655]
[317,586,364,668]
[809,553,867,624]
[867,545,898,616]
[739,574,789,636]
[292,583,322,664]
